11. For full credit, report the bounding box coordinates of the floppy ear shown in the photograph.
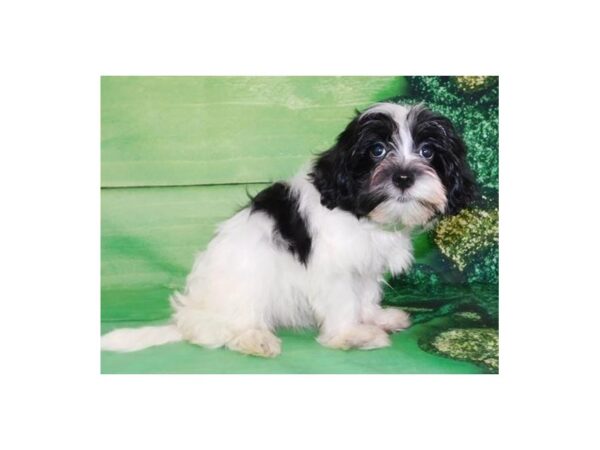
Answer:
[433,116,477,215]
[309,115,361,211]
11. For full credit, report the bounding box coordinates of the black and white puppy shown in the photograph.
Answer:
[101,102,476,357]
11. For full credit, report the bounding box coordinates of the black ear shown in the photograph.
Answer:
[433,117,477,215]
[309,114,361,211]
[411,107,477,215]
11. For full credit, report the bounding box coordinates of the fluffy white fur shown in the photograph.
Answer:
[102,175,414,356]
[102,103,450,357]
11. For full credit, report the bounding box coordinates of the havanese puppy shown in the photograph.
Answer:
[101,102,476,357]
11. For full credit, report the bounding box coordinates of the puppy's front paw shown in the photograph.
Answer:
[318,324,391,350]
[373,308,411,332]
[227,329,282,357]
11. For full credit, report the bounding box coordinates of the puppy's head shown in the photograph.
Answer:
[310,103,476,226]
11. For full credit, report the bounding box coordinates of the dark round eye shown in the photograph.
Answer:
[369,143,387,159]
[419,146,434,160]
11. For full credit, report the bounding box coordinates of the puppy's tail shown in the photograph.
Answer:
[101,324,183,352]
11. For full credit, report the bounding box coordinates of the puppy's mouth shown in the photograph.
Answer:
[397,192,441,211]
[395,193,413,203]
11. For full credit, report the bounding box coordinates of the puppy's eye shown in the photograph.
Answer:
[369,144,387,159]
[419,146,434,160]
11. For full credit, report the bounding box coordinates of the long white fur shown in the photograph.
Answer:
[101,103,446,357]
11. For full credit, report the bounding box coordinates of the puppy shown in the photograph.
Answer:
[101,102,475,357]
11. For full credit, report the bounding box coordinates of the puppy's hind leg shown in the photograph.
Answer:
[227,329,282,358]
[172,305,236,349]
[173,300,281,357]
[174,290,282,357]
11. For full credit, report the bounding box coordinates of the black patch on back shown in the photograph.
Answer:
[250,182,312,265]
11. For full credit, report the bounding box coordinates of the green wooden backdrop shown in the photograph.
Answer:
[102,76,407,187]
[101,76,489,374]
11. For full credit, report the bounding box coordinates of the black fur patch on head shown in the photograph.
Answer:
[250,182,312,265]
[309,111,397,217]
[408,107,477,214]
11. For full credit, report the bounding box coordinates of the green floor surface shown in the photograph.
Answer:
[101,319,484,374]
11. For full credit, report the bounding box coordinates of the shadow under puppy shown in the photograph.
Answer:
[101,102,476,357]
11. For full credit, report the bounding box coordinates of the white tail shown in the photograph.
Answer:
[101,324,183,352]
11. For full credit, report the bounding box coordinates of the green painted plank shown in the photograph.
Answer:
[101,318,484,374]
[101,76,407,187]
[101,184,268,321]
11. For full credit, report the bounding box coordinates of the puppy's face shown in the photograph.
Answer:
[310,103,476,226]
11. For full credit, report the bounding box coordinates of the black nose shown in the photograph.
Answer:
[392,170,415,190]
